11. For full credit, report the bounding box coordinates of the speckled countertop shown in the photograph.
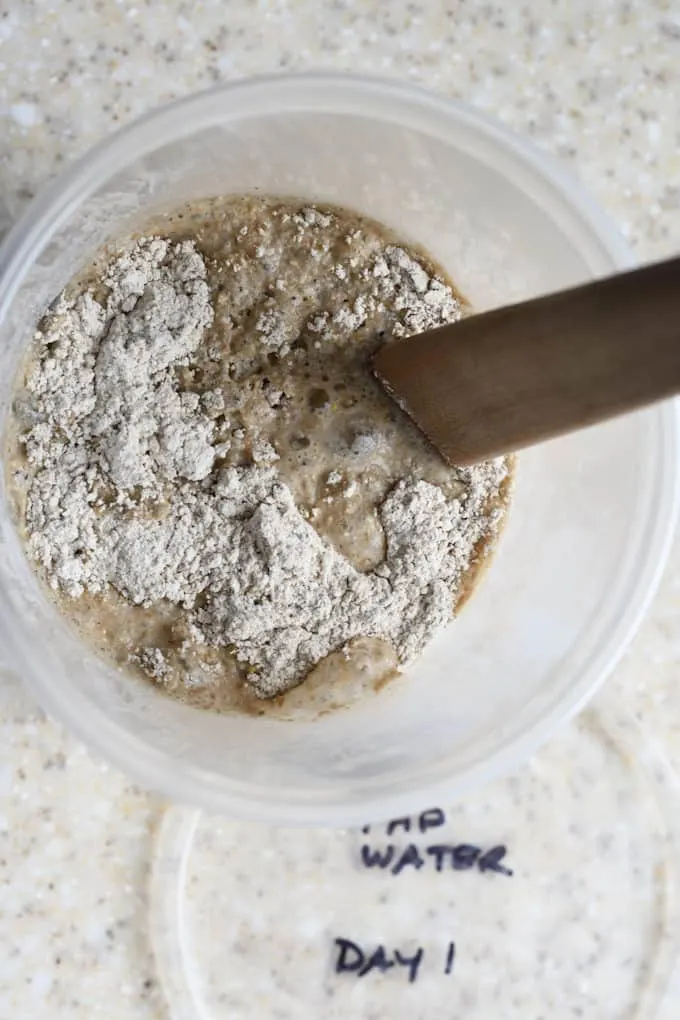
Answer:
[2,2,680,1018]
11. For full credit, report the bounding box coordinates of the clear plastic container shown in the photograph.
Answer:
[0,74,677,825]
[149,697,680,1020]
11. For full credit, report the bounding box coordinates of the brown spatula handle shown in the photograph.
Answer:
[373,257,680,465]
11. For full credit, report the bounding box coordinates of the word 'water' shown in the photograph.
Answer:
[359,807,513,877]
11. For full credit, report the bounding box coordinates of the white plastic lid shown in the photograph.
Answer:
[149,696,680,1020]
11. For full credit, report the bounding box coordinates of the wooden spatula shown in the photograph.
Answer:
[373,257,680,465]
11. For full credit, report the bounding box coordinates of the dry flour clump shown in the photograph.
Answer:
[16,209,508,702]
[22,238,215,597]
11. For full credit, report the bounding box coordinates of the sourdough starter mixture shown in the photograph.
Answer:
[8,197,511,715]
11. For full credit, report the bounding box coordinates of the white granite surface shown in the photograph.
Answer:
[1,1,680,1017]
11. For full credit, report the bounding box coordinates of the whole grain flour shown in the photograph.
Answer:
[12,199,508,702]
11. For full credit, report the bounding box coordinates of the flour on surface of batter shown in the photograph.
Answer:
[9,197,511,713]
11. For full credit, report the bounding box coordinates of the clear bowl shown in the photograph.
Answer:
[0,74,676,826]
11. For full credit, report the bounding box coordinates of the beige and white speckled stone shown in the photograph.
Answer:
[2,1,680,1016]
[0,675,165,1017]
